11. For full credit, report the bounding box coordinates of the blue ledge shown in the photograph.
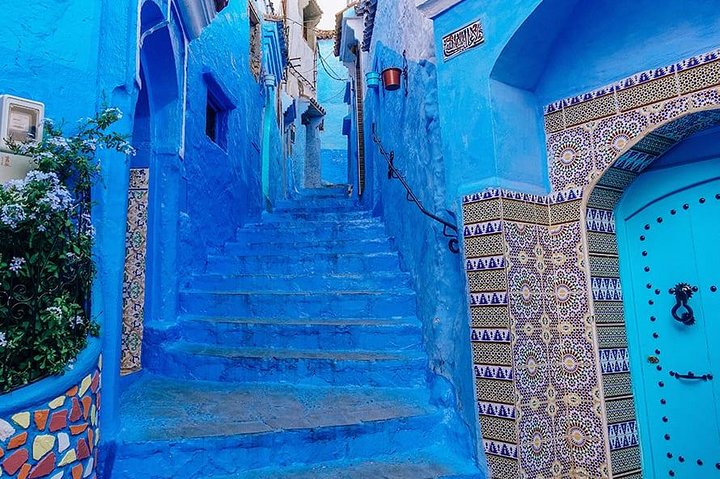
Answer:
[0,337,101,416]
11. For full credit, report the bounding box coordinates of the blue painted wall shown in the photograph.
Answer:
[0,0,276,456]
[431,0,720,197]
[0,0,102,127]
[179,2,265,276]
[317,39,350,185]
[360,0,481,465]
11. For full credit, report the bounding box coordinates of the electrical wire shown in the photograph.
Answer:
[318,51,347,81]
[319,83,347,103]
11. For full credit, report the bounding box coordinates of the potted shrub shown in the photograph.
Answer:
[0,108,134,393]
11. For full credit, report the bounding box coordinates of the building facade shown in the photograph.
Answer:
[338,0,720,478]
[0,1,287,478]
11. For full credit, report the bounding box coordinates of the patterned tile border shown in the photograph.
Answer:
[545,49,720,191]
[461,48,720,479]
[121,168,150,374]
[0,358,102,479]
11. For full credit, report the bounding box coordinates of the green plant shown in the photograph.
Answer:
[0,108,133,393]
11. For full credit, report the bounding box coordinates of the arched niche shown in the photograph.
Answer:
[487,0,720,194]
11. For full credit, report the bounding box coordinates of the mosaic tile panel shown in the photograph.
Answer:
[541,50,720,479]
[545,49,720,191]
[463,189,608,479]
[462,194,518,479]
[121,168,150,374]
[461,48,720,479]
[0,359,101,479]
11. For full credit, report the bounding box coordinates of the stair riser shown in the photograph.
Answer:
[206,254,401,275]
[179,292,417,318]
[241,219,384,231]
[263,211,373,222]
[144,347,427,387]
[183,274,411,292]
[224,240,392,255]
[272,205,364,214]
[235,229,386,244]
[148,322,423,351]
[112,414,444,479]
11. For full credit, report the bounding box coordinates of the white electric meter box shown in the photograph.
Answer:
[0,95,44,152]
[0,95,44,183]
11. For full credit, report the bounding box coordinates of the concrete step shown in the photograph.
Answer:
[262,210,373,222]
[144,342,427,387]
[178,289,417,318]
[235,226,387,243]
[223,237,394,255]
[226,449,486,479]
[145,316,423,351]
[272,203,366,214]
[182,272,412,292]
[243,215,385,232]
[205,252,402,275]
[113,375,456,479]
[294,187,351,199]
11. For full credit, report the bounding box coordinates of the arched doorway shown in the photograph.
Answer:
[586,109,720,478]
[121,0,182,374]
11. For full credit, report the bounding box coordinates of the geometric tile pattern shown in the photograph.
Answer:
[463,188,609,479]
[546,50,720,191]
[0,360,101,479]
[542,49,720,479]
[462,49,720,479]
[121,168,150,374]
[462,190,518,479]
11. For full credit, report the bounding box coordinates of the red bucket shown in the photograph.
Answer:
[382,68,402,91]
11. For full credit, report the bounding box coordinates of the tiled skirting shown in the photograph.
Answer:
[462,49,720,479]
[121,168,150,374]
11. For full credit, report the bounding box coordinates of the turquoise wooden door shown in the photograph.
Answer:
[616,158,720,478]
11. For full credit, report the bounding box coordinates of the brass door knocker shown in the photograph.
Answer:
[669,283,698,326]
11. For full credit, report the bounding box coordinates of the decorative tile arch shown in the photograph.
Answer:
[461,50,720,479]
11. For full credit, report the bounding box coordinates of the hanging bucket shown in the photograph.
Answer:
[366,71,381,89]
[381,68,402,91]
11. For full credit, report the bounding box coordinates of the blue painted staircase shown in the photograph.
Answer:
[111,188,484,479]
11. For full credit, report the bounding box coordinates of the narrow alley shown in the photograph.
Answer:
[2,1,720,479]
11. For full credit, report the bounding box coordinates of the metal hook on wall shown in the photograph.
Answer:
[402,50,409,97]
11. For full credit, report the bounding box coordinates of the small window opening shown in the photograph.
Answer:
[214,0,229,12]
[205,93,228,150]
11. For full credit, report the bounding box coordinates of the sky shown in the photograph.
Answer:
[315,0,349,29]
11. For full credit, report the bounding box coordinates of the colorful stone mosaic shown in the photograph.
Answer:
[462,49,720,479]
[0,359,101,479]
[121,168,150,374]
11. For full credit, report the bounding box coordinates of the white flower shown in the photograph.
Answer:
[8,257,25,273]
[46,306,63,320]
[1,204,26,229]
[0,331,6,348]
[103,107,123,121]
[121,143,137,156]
